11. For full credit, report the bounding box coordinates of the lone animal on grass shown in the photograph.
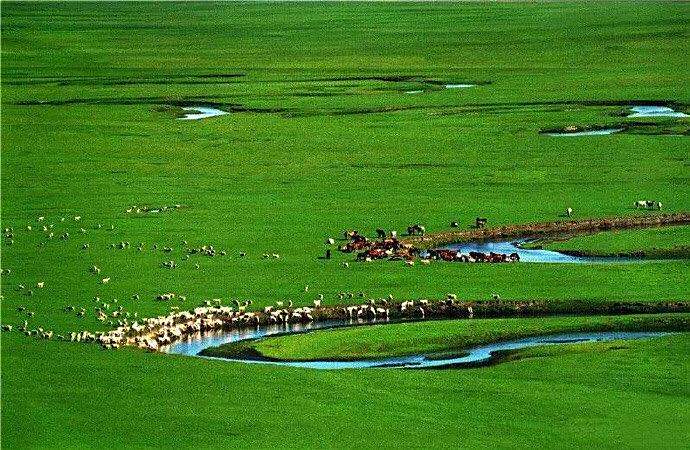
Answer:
[635,200,662,210]
[475,217,487,228]
[565,207,573,217]
[407,224,426,236]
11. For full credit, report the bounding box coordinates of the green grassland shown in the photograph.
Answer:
[2,1,690,448]
[205,314,690,361]
[3,330,689,448]
[529,225,690,258]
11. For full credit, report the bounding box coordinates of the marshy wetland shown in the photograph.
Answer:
[2,1,689,448]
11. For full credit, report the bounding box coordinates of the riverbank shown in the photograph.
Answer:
[405,213,690,249]
[199,313,689,363]
[520,225,690,259]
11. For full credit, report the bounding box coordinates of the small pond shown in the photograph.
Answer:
[178,106,228,120]
[545,128,623,137]
[627,106,687,118]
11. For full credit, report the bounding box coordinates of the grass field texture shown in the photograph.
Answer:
[2,2,689,448]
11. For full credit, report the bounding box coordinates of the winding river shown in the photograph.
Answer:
[438,240,633,264]
[163,320,666,370]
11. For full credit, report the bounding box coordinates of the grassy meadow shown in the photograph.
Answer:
[1,1,689,448]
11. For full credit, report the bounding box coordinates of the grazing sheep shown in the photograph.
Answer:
[36,282,44,288]
[450,221,459,228]
[405,260,415,267]
[91,265,101,274]
[565,207,573,217]
[326,238,335,245]
[38,216,45,222]
[491,293,500,300]
[101,277,110,284]
[313,299,321,308]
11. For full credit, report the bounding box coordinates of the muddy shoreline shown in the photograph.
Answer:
[404,213,690,249]
[557,247,690,259]
[134,299,690,353]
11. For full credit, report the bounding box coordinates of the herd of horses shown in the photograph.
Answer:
[427,248,520,263]
[339,226,518,264]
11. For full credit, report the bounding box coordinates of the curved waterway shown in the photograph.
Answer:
[178,106,228,120]
[434,240,633,264]
[163,322,666,369]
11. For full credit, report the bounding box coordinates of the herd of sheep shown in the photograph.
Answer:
[1,203,674,353]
